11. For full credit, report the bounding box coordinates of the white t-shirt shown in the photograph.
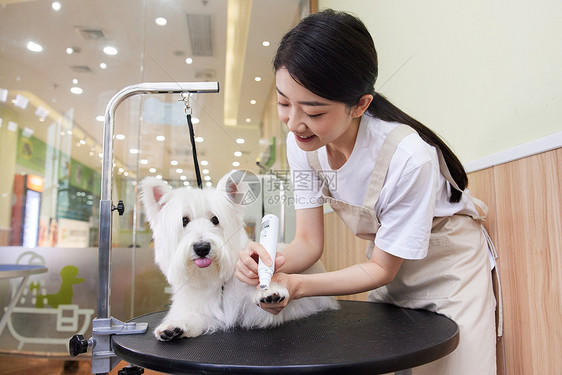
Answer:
[286,114,479,260]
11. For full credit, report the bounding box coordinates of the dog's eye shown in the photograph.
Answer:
[182,217,190,227]
[211,216,219,226]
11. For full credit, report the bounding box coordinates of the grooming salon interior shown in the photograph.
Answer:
[0,0,560,374]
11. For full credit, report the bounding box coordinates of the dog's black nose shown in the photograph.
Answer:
[193,241,211,257]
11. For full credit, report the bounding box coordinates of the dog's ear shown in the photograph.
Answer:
[216,170,260,206]
[140,177,172,223]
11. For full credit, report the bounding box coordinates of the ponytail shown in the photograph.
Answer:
[369,94,467,203]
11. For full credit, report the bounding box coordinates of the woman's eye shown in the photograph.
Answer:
[277,102,289,107]
[307,113,324,118]
[211,216,219,225]
[182,217,189,227]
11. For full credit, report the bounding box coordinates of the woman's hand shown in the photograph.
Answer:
[235,241,286,285]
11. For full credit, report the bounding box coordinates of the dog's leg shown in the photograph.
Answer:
[154,310,207,341]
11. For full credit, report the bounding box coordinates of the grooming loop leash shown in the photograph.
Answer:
[180,93,203,189]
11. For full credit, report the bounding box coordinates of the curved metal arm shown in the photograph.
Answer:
[97,82,219,319]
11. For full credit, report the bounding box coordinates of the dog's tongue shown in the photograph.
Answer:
[194,257,212,268]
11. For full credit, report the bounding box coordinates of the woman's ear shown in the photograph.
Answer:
[351,94,373,118]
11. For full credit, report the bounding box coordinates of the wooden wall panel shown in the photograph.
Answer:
[321,211,370,301]
[492,149,562,375]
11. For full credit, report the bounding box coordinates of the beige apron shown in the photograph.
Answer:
[307,125,499,375]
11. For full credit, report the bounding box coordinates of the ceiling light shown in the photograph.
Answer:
[156,175,162,179]
[118,168,124,173]
[100,63,107,69]
[195,137,204,143]
[124,172,129,177]
[180,175,187,181]
[232,161,240,167]
[35,106,49,119]
[115,134,125,140]
[170,160,178,166]
[234,151,242,157]
[262,41,270,47]
[0,89,7,102]
[250,99,256,104]
[52,2,61,11]
[80,139,86,145]
[103,46,118,56]
[27,41,43,52]
[96,115,104,122]
[204,176,211,181]
[254,76,262,82]
[236,138,245,144]
[191,117,200,124]
[89,151,95,156]
[140,159,148,165]
[202,169,209,174]
[13,94,28,109]
[205,182,212,187]
[184,181,190,186]
[66,47,74,54]
[149,168,156,173]
[98,153,103,158]
[70,87,83,95]
[201,160,208,166]
[245,118,251,123]
[129,148,139,154]
[185,57,193,65]
[8,121,18,132]
[156,135,165,142]
[72,78,78,84]
[155,17,167,26]
[176,168,183,173]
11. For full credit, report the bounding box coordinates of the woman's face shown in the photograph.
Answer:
[275,68,363,152]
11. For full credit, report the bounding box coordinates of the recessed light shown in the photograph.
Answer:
[250,99,256,105]
[180,175,187,181]
[155,17,167,26]
[124,172,129,177]
[191,117,200,124]
[96,115,104,122]
[202,169,209,174]
[170,160,178,166]
[156,135,165,141]
[103,46,118,56]
[195,137,204,143]
[262,41,270,47]
[70,87,83,95]
[245,118,251,123]
[79,139,86,145]
[176,168,183,173]
[184,181,190,186]
[118,168,124,173]
[27,41,43,52]
[205,182,212,187]
[234,151,242,157]
[236,138,245,144]
[72,79,78,84]
[185,57,193,65]
[115,134,125,140]
[149,168,156,173]
[140,159,148,165]
[204,176,211,181]
[156,175,162,180]
[66,47,74,55]
[100,62,107,69]
[232,161,240,167]
[129,148,139,154]
[201,160,208,166]
[254,76,262,82]
[52,2,61,11]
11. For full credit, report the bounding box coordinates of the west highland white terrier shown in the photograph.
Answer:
[140,172,339,341]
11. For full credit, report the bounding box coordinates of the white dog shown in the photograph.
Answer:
[140,173,338,341]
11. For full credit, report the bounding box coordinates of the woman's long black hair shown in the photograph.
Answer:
[274,9,467,203]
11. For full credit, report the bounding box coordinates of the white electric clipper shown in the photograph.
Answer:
[257,214,279,290]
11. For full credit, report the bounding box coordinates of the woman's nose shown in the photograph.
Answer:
[287,113,306,133]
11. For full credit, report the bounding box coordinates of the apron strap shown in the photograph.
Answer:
[363,125,416,208]
[306,150,333,198]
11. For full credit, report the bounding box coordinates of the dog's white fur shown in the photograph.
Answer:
[140,173,338,340]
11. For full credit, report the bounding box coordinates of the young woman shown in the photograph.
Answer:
[236,9,498,374]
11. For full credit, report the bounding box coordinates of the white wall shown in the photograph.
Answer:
[319,0,562,165]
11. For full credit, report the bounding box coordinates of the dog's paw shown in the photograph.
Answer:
[154,320,203,341]
[253,283,289,305]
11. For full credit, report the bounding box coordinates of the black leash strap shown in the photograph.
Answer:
[181,93,203,189]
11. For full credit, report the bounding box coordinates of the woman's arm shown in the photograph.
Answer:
[259,245,403,315]
[235,206,324,284]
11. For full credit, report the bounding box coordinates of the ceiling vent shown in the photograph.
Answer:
[75,27,106,40]
[194,69,215,80]
[186,14,214,56]
[70,65,92,73]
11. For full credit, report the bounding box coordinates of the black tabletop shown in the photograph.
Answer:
[112,300,459,375]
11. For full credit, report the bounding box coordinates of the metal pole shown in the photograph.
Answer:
[97,82,219,319]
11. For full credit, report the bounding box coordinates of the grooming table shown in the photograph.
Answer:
[112,300,459,375]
